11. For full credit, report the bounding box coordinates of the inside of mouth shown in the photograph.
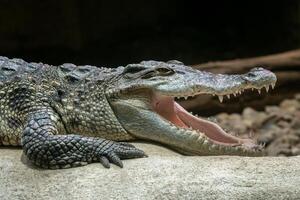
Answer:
[152,94,247,146]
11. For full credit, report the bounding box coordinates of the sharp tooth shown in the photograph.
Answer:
[258,89,261,94]
[196,134,204,143]
[202,140,210,147]
[251,88,254,91]
[184,96,188,100]
[233,92,237,97]
[265,85,269,92]
[190,131,199,139]
[218,95,224,103]
[271,83,275,89]
[226,94,230,99]
[238,90,242,94]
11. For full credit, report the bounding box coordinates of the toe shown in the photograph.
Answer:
[99,156,111,168]
[107,153,123,168]
[117,147,147,159]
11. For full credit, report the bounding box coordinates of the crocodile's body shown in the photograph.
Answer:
[0,57,276,169]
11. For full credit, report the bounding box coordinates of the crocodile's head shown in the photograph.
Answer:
[108,60,276,156]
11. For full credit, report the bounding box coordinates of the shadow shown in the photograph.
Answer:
[20,153,41,170]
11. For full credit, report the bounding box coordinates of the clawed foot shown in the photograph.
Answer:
[96,142,147,168]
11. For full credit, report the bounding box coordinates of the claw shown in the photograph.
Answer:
[97,141,146,168]
[108,153,123,168]
[118,147,147,159]
[99,156,110,168]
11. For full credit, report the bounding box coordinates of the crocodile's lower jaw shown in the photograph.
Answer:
[152,93,260,149]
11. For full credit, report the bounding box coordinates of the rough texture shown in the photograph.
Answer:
[1,143,300,200]
[0,57,276,168]
[215,93,300,156]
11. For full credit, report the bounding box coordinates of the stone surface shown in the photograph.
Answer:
[215,94,300,157]
[1,143,300,200]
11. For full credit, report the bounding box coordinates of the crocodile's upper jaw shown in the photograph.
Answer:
[109,60,277,156]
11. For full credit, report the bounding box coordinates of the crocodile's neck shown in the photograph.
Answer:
[51,64,133,140]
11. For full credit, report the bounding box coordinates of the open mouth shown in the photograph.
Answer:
[151,85,274,149]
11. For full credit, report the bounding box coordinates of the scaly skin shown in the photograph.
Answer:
[0,57,277,169]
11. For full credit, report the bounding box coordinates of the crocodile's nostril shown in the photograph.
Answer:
[252,67,264,70]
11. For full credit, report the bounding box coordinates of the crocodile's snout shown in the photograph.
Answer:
[242,67,277,90]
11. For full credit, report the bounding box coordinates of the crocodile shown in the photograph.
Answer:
[0,57,276,169]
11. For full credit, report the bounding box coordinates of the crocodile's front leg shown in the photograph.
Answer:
[21,107,146,169]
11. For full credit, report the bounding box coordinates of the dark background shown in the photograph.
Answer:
[0,0,300,67]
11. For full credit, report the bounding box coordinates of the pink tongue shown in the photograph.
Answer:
[153,96,188,128]
[174,102,239,144]
[152,94,256,147]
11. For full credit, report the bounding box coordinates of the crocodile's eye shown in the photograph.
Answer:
[247,72,256,77]
[156,67,175,76]
[141,67,174,79]
[123,65,146,74]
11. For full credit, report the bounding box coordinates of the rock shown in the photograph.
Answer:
[257,129,279,145]
[214,94,300,157]
[265,105,281,114]
[267,134,298,155]
[215,112,229,121]
[216,113,247,134]
[242,107,267,128]
[1,143,300,200]
[295,93,300,101]
[291,147,300,155]
[292,113,300,129]
[279,99,300,113]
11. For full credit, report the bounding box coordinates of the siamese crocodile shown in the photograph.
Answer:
[0,57,276,169]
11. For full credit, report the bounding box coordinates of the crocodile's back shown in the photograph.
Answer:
[0,56,125,146]
[0,56,47,85]
[0,56,123,87]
